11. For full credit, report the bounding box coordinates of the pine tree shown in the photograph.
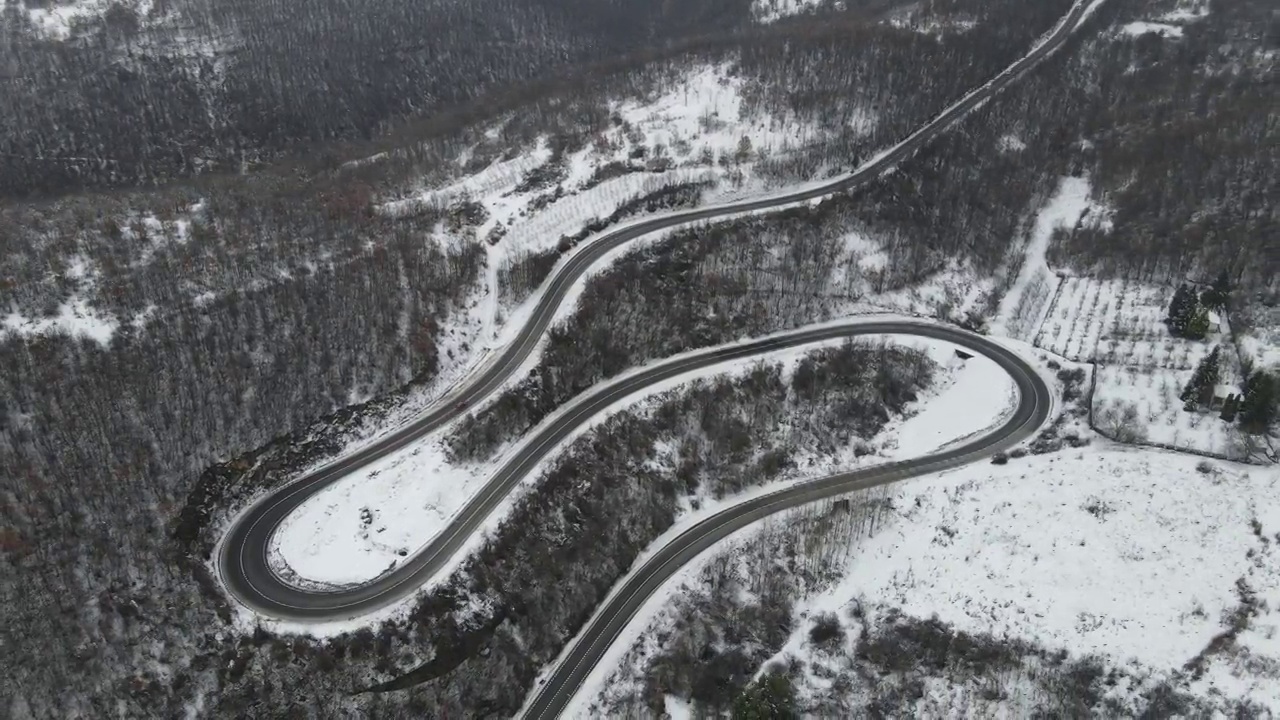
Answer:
[1180,345,1221,407]
[1184,305,1211,340]
[1167,284,1195,336]
[1220,393,1239,422]
[1201,270,1231,310]
[732,674,798,720]
[1239,370,1278,434]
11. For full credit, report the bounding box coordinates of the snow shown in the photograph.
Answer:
[1029,275,1251,457]
[270,325,986,587]
[381,140,552,220]
[496,168,716,260]
[773,448,1274,707]
[269,439,484,586]
[1,255,120,346]
[610,62,872,175]
[378,58,874,279]
[890,346,1018,457]
[1120,21,1184,38]
[778,451,1280,711]
[1093,364,1242,456]
[1,297,118,346]
[581,442,1280,715]
[998,134,1027,153]
[1237,301,1280,374]
[993,176,1109,340]
[1116,0,1210,39]
[1158,2,1211,24]
[556,333,1026,718]
[752,0,827,24]
[20,0,157,41]
[887,12,979,37]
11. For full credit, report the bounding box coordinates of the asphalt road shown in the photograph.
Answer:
[521,326,1050,718]
[218,0,1085,686]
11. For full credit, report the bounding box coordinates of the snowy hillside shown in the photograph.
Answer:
[581,441,1280,716]
[267,330,993,591]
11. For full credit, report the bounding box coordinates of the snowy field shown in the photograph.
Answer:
[269,330,1008,588]
[992,175,1108,342]
[1032,275,1244,456]
[784,449,1279,714]
[579,445,1280,716]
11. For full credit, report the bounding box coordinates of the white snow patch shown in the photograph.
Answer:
[993,175,1108,340]
[752,0,827,24]
[270,438,485,586]
[1120,21,1184,38]
[998,134,1027,153]
[21,0,159,41]
[1159,3,1210,24]
[888,13,979,37]
[2,297,118,346]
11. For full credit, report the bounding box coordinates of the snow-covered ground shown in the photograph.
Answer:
[378,59,873,281]
[19,0,131,40]
[1,296,118,346]
[1,253,123,345]
[580,440,1280,716]
[992,175,1109,341]
[752,0,828,24]
[887,10,979,37]
[1120,21,1184,38]
[1237,300,1280,375]
[1116,0,1210,40]
[812,451,1269,669]
[560,335,1026,717]
[270,328,1005,588]
[1032,275,1246,456]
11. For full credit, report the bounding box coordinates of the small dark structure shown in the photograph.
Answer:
[954,349,974,360]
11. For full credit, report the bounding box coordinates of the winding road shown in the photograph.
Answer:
[218,0,1091,713]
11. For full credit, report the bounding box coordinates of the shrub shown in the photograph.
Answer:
[731,673,798,720]
[808,613,844,647]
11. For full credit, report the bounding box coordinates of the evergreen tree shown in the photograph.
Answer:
[732,673,798,720]
[1201,270,1232,310]
[1167,284,1195,336]
[1239,370,1278,434]
[1184,305,1211,340]
[1180,345,1221,407]
[1220,393,1239,422]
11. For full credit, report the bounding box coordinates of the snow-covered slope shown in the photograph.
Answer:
[582,440,1280,715]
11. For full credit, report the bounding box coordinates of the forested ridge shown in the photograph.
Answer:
[0,0,770,197]
[451,0,1277,460]
[1,0,1277,716]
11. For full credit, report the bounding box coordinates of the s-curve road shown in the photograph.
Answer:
[221,321,1050,620]
[218,0,1089,632]
[522,324,1050,719]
